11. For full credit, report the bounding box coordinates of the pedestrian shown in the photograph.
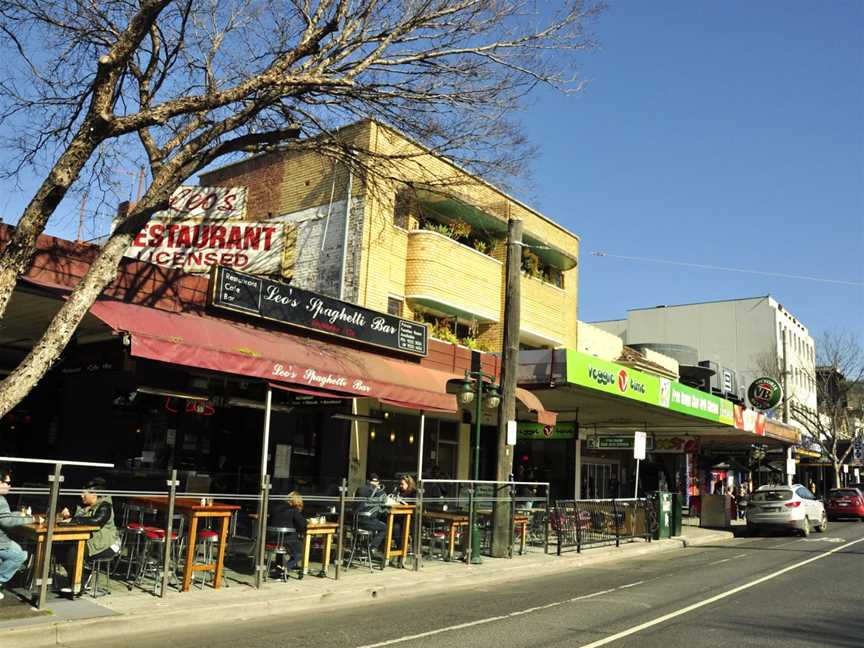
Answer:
[0,465,41,600]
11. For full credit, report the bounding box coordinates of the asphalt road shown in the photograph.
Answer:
[63,521,864,648]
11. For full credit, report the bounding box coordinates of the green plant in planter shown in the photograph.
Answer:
[471,239,489,254]
[449,221,472,242]
[521,248,542,277]
[431,320,459,344]
[423,221,453,237]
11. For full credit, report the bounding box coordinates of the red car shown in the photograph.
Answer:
[825,487,864,521]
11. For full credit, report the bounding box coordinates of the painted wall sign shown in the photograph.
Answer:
[209,266,428,356]
[747,377,783,411]
[126,220,290,275]
[159,185,248,221]
[517,421,577,440]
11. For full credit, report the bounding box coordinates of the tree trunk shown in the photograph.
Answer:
[0,132,100,319]
[0,228,135,418]
[833,464,841,489]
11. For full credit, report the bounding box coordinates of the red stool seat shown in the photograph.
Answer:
[198,530,219,539]
[144,529,178,540]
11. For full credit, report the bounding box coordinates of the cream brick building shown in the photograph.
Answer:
[201,119,579,352]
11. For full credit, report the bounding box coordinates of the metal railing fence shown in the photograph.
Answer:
[552,498,656,555]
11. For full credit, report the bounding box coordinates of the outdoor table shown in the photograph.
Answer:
[303,521,338,577]
[131,496,240,592]
[475,510,531,555]
[384,504,415,566]
[9,520,98,606]
[422,511,469,561]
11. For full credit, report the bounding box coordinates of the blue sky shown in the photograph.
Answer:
[520,2,862,342]
[4,2,861,345]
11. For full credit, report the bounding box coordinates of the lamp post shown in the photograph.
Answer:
[459,370,500,564]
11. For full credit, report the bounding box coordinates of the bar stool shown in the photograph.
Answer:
[84,536,124,598]
[192,529,229,588]
[346,511,375,573]
[264,526,296,582]
[122,504,159,581]
[135,515,184,594]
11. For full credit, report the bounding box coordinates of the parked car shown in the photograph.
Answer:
[746,484,827,536]
[825,487,864,521]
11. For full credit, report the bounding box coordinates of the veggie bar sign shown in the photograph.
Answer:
[209,267,428,356]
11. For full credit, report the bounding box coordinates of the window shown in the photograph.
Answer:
[393,191,412,229]
[387,297,403,317]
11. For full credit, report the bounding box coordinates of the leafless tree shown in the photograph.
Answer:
[756,332,864,487]
[0,0,603,417]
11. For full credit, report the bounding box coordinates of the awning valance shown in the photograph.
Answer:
[89,300,457,412]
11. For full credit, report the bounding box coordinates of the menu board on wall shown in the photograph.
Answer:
[209,266,428,356]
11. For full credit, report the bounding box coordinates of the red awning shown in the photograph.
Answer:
[89,300,457,412]
[515,387,557,426]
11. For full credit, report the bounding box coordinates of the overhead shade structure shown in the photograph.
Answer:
[89,300,457,412]
[515,387,557,426]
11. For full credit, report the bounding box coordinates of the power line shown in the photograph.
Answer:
[589,252,864,287]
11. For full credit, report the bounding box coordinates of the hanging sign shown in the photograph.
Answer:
[634,431,647,460]
[209,266,428,356]
[747,377,783,411]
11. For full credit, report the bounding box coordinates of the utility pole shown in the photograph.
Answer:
[491,218,522,558]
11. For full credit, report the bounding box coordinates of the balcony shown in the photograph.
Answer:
[405,229,502,322]
[520,274,569,347]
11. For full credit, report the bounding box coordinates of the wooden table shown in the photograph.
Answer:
[423,511,469,561]
[303,522,338,577]
[513,515,529,555]
[384,504,415,566]
[9,521,98,605]
[131,497,241,592]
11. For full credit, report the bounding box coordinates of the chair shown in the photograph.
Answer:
[264,526,296,582]
[345,510,376,573]
[122,503,159,581]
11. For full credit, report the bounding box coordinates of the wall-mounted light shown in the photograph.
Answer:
[409,434,415,444]
[370,429,376,440]
[389,431,396,443]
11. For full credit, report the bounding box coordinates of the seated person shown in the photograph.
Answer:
[57,477,121,596]
[355,474,388,553]
[391,475,417,550]
[0,465,41,600]
[268,491,307,579]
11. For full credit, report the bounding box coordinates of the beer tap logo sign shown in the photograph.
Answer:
[747,377,783,411]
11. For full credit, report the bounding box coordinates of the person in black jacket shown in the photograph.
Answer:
[268,491,307,579]
[355,474,388,552]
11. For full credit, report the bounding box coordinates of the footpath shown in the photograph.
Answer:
[2,526,734,648]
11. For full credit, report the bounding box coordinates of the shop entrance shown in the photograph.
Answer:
[581,461,620,499]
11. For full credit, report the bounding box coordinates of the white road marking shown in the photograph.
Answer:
[354,589,616,648]
[802,537,844,543]
[708,558,731,565]
[732,553,748,559]
[617,581,644,589]
[576,535,864,648]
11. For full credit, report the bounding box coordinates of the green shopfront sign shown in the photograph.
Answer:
[565,349,734,426]
[664,381,734,425]
[586,436,655,451]
[565,349,660,405]
[517,421,577,440]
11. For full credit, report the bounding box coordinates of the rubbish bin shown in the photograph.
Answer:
[653,491,672,540]
[670,492,683,537]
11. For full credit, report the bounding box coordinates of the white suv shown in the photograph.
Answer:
[746,484,827,537]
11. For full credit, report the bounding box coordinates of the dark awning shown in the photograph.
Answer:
[89,300,458,412]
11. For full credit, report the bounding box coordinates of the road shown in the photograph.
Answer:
[64,521,864,648]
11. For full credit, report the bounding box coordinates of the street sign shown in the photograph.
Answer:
[786,458,796,475]
[633,431,647,460]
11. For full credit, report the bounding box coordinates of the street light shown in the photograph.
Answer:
[460,370,500,564]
